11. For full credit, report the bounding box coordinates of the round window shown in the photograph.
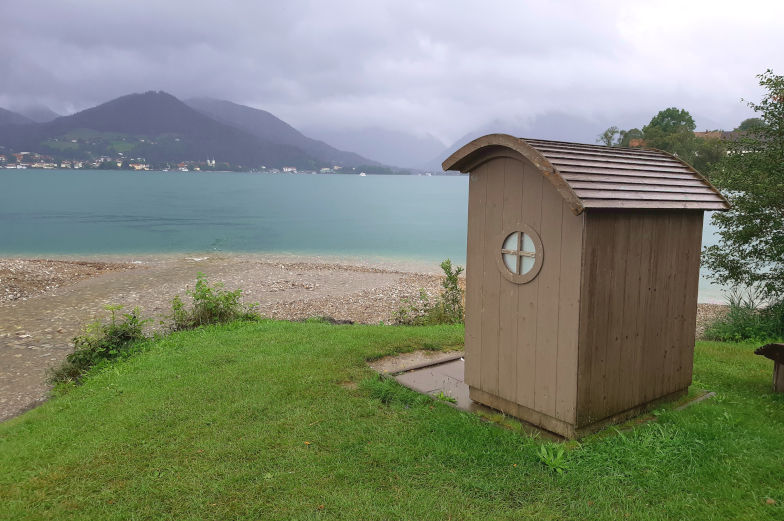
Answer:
[496,225,543,284]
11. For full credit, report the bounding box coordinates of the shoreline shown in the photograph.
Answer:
[0,254,448,422]
[0,253,728,423]
[0,251,729,303]
[0,251,450,274]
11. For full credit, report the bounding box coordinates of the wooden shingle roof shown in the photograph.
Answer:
[442,134,730,214]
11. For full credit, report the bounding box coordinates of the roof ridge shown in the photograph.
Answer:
[523,137,663,155]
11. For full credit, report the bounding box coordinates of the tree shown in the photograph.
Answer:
[643,107,696,135]
[597,126,620,146]
[640,107,728,173]
[601,108,724,172]
[619,128,643,147]
[703,70,784,298]
[736,117,765,132]
[641,108,698,158]
[597,126,643,148]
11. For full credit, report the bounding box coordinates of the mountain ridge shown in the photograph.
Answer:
[185,98,376,167]
[0,108,34,126]
[0,91,324,168]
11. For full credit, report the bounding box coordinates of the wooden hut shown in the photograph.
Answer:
[443,134,729,438]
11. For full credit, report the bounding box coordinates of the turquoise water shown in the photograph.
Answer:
[0,170,468,263]
[0,169,726,301]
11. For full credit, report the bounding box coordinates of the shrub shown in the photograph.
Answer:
[49,305,148,384]
[170,272,260,331]
[703,286,784,342]
[392,289,433,326]
[393,259,465,326]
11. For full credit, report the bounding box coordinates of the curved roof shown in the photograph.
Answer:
[442,134,730,214]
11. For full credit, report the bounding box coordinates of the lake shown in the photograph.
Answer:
[0,169,727,302]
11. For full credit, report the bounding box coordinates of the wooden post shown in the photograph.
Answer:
[754,343,784,393]
[775,362,784,393]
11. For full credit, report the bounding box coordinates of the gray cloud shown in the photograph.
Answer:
[1,0,780,142]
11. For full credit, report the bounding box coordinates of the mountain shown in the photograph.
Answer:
[302,126,447,169]
[0,91,322,168]
[186,98,375,167]
[0,108,33,126]
[17,105,60,123]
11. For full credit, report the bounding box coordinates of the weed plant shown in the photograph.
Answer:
[170,272,260,331]
[49,274,259,385]
[704,286,784,342]
[538,442,568,474]
[48,305,148,384]
[394,259,464,325]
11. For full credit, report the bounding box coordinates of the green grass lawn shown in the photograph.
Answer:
[1,320,782,520]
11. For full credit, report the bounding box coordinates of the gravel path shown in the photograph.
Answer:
[0,254,728,422]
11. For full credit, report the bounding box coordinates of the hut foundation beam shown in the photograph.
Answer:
[470,386,687,439]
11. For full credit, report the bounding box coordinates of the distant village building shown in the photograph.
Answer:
[693,130,739,140]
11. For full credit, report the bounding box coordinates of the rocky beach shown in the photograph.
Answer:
[0,254,727,422]
[0,254,448,422]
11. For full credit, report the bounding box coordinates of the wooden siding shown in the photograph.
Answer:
[575,210,703,427]
[464,153,584,424]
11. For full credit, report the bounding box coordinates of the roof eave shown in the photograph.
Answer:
[442,133,586,215]
[640,147,731,211]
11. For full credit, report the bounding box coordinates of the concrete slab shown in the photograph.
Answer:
[368,350,716,441]
[395,359,472,409]
[370,353,566,439]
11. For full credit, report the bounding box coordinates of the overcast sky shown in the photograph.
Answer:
[1,0,781,143]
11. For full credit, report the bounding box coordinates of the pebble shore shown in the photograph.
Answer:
[0,255,727,422]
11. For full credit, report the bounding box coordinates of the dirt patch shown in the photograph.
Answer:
[0,259,137,303]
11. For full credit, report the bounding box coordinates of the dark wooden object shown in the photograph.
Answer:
[755,343,784,392]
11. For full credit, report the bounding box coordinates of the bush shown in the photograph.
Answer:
[49,305,148,384]
[393,259,464,325]
[703,287,784,342]
[170,272,260,331]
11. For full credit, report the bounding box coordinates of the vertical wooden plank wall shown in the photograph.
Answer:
[465,154,583,425]
[498,158,523,403]
[480,161,504,396]
[555,202,583,423]
[576,210,703,426]
[516,162,542,411]
[534,176,564,417]
[678,213,703,390]
[463,171,486,390]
